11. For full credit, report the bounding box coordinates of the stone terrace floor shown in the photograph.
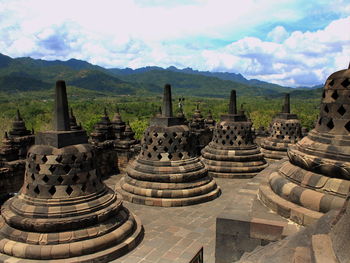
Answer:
[103,174,250,263]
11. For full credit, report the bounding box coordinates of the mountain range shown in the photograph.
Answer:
[0,53,322,99]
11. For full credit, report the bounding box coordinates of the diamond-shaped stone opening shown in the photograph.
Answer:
[178,152,183,159]
[34,185,40,194]
[149,138,153,144]
[238,140,242,145]
[227,125,230,130]
[222,130,226,135]
[81,184,87,192]
[41,155,48,163]
[344,121,350,132]
[42,175,49,183]
[31,173,35,181]
[226,135,230,139]
[222,140,226,145]
[154,132,158,137]
[338,105,346,116]
[36,164,40,172]
[56,155,63,163]
[147,152,152,158]
[324,105,329,113]
[157,153,162,160]
[331,90,339,100]
[63,165,71,174]
[327,119,335,130]
[168,153,173,159]
[341,78,350,88]
[57,176,64,184]
[48,185,56,196]
[172,132,177,137]
[164,146,168,152]
[164,133,168,138]
[26,184,29,190]
[168,138,174,144]
[66,185,73,196]
[233,135,237,140]
[49,165,56,173]
[229,140,234,145]
[153,145,158,151]
[72,173,79,183]
[215,139,219,143]
[71,155,77,162]
[329,79,335,87]
[174,145,177,151]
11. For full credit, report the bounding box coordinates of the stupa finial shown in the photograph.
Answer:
[162,84,173,117]
[228,90,237,114]
[282,93,290,114]
[54,80,70,131]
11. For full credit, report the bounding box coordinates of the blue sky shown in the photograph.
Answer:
[0,0,349,87]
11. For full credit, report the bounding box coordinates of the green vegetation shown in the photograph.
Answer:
[0,86,320,141]
[0,53,322,142]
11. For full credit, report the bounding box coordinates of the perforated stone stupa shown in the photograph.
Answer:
[201,90,267,178]
[117,84,220,206]
[258,65,350,226]
[0,80,143,262]
[260,94,302,161]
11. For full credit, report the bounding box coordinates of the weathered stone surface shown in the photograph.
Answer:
[258,66,350,226]
[0,80,143,262]
[202,90,267,178]
[260,94,303,161]
[117,84,220,206]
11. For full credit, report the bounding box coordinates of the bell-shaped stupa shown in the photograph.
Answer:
[0,81,143,262]
[117,84,220,206]
[201,90,268,178]
[90,108,115,142]
[258,65,350,225]
[260,94,303,161]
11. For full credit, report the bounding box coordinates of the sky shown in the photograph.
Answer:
[0,0,349,87]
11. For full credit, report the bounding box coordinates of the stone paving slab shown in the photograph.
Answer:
[103,174,248,263]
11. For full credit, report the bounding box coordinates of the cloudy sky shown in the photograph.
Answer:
[0,0,349,87]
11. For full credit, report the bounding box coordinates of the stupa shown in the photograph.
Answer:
[258,65,350,225]
[205,110,216,131]
[201,90,268,178]
[90,108,115,143]
[117,84,220,206]
[190,103,213,155]
[260,94,303,161]
[0,80,143,262]
[8,109,35,158]
[111,106,126,140]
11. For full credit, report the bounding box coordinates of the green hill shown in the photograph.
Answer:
[0,53,322,99]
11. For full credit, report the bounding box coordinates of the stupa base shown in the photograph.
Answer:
[0,212,144,263]
[117,176,221,207]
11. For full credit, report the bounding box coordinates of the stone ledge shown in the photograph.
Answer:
[215,161,303,263]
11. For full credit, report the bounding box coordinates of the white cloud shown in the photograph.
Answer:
[0,0,349,87]
[267,26,289,42]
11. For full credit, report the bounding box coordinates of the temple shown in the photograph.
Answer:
[0,80,143,262]
[116,84,221,206]
[260,94,303,161]
[201,90,268,178]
